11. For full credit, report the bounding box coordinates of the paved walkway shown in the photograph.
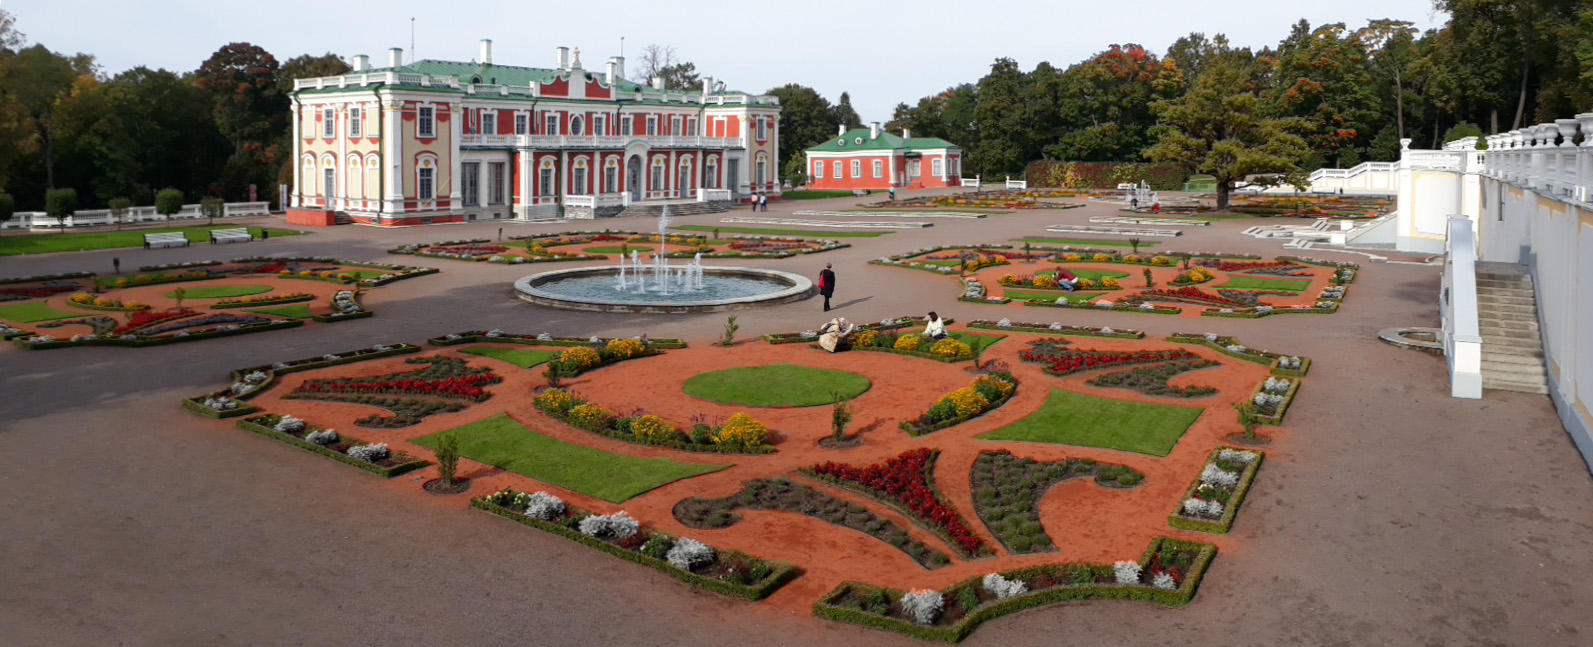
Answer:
[2,193,1590,646]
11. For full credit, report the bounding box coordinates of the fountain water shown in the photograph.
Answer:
[615,205,705,294]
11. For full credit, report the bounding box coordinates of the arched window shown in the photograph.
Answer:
[365,154,381,203]
[539,158,556,197]
[604,157,619,194]
[677,157,692,196]
[301,156,317,200]
[321,155,337,203]
[705,157,719,189]
[572,157,590,195]
[756,153,769,187]
[415,155,438,202]
[347,155,363,199]
[650,156,666,192]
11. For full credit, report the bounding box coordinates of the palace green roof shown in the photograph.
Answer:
[806,128,960,153]
[368,59,645,93]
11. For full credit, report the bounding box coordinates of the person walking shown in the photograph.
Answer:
[818,263,836,311]
[750,194,759,211]
[760,193,768,212]
[112,257,120,274]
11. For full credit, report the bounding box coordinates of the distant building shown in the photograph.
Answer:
[287,40,780,226]
[804,123,962,191]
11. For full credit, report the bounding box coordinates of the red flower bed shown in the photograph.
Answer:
[0,285,78,299]
[1019,343,1200,376]
[113,308,198,335]
[1134,287,1245,307]
[808,448,986,555]
[293,374,502,401]
[430,245,508,255]
[250,262,287,274]
[1195,259,1300,273]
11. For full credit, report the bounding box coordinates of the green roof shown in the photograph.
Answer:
[806,128,960,153]
[368,59,645,93]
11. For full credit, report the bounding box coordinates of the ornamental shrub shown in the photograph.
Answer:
[605,338,648,359]
[851,330,880,347]
[1123,255,1141,264]
[1033,275,1056,289]
[640,535,674,559]
[566,404,612,431]
[559,346,603,371]
[274,415,307,434]
[523,492,566,520]
[1113,561,1143,585]
[899,589,944,625]
[982,573,1028,600]
[305,429,338,446]
[938,387,989,417]
[71,293,93,303]
[664,537,716,570]
[578,511,640,539]
[1074,278,1096,290]
[534,388,582,415]
[690,423,713,444]
[997,274,1019,286]
[1064,253,1081,262]
[713,413,769,449]
[973,375,1015,401]
[113,278,130,288]
[1101,277,1122,289]
[346,443,390,463]
[930,338,973,360]
[631,414,678,444]
[925,399,958,423]
[1092,253,1112,262]
[1200,464,1240,488]
[895,334,923,351]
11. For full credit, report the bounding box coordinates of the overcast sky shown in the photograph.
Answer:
[10,0,1446,121]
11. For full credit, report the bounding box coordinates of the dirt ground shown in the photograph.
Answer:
[3,193,1592,647]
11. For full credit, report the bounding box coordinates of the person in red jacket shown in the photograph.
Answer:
[818,263,836,311]
[1055,267,1078,292]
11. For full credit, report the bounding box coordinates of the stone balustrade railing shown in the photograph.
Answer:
[1454,114,1593,202]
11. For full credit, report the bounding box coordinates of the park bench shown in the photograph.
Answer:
[851,189,872,197]
[209,228,253,244]
[143,233,190,249]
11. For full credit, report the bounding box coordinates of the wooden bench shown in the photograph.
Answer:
[208,228,253,244]
[143,233,190,249]
[851,189,871,197]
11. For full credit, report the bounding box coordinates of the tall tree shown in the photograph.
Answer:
[1047,44,1183,162]
[1267,21,1382,168]
[832,92,862,129]
[0,8,25,51]
[1145,51,1309,210]
[1356,19,1420,141]
[195,43,286,200]
[276,53,350,97]
[970,58,1033,175]
[765,84,838,180]
[0,45,92,191]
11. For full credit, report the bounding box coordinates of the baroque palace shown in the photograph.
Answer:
[287,40,780,226]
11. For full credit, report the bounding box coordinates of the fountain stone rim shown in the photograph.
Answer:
[513,266,816,313]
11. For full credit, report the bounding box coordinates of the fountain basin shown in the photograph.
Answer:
[514,266,815,313]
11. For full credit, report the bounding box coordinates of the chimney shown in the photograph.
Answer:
[605,59,617,85]
[702,76,713,96]
[869,122,880,139]
[556,47,570,71]
[903,128,912,139]
[480,39,493,65]
[351,54,369,72]
[609,56,625,82]
[838,123,847,136]
[651,76,664,90]
[388,48,403,68]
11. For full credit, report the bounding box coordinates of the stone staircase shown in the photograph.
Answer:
[332,212,355,225]
[1476,263,1549,394]
[616,201,731,219]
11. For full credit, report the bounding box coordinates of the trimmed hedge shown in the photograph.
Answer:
[813,536,1217,641]
[1022,300,1181,315]
[180,398,259,419]
[1270,356,1311,378]
[1023,161,1186,191]
[64,301,149,313]
[236,417,429,478]
[210,294,314,309]
[0,272,96,285]
[429,331,687,350]
[967,321,1144,339]
[1168,448,1266,534]
[138,260,223,272]
[473,499,799,600]
[1250,377,1302,426]
[16,319,303,350]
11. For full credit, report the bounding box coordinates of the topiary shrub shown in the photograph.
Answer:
[713,413,769,449]
[664,537,717,570]
[929,338,973,360]
[605,338,648,359]
[559,346,603,371]
[631,414,679,444]
[894,334,923,351]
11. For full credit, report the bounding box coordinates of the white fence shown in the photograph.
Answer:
[961,177,981,189]
[698,189,733,203]
[1442,216,1484,399]
[1305,161,1399,194]
[1005,180,1027,190]
[2,202,272,231]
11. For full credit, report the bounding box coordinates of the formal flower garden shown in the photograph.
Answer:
[0,258,435,349]
[871,246,1357,318]
[389,230,846,263]
[175,319,1311,641]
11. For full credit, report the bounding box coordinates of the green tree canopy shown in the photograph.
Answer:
[765,84,838,180]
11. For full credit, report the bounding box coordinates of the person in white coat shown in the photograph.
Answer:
[924,311,948,341]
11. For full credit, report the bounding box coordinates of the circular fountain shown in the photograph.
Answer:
[513,208,815,313]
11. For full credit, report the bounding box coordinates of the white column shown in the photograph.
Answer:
[383,99,404,217]
[888,154,897,188]
[1577,114,1593,201]
[336,103,347,211]
[517,151,533,218]
[291,104,302,208]
[448,103,462,213]
[669,150,678,198]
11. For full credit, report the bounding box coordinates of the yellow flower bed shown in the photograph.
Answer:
[930,338,973,360]
[534,388,583,415]
[631,414,677,444]
[939,387,990,417]
[1101,277,1122,289]
[605,338,648,359]
[1092,253,1113,262]
[973,375,1015,398]
[560,346,603,371]
[566,403,612,430]
[895,334,923,351]
[852,330,880,347]
[1151,256,1173,266]
[713,413,769,448]
[1033,275,1057,289]
[1064,254,1082,262]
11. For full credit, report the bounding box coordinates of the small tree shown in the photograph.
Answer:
[712,227,720,240]
[108,197,132,231]
[200,197,225,226]
[1143,268,1154,288]
[831,396,854,441]
[1180,254,1192,270]
[435,432,460,486]
[0,193,14,236]
[155,188,184,221]
[1128,237,1142,255]
[44,188,78,233]
[172,286,187,309]
[1233,402,1259,439]
[1024,240,1032,261]
[719,315,739,347]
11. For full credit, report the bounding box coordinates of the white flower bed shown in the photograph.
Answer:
[1217,448,1257,464]
[1200,464,1240,488]
[1182,497,1224,518]
[274,415,306,433]
[982,573,1028,600]
[665,537,717,570]
[1277,356,1303,370]
[1113,561,1142,585]
[578,511,639,539]
[305,429,339,445]
[1263,377,1292,394]
[1253,392,1285,411]
[346,443,390,463]
[899,589,944,625]
[523,492,566,521]
[1152,572,1178,590]
[200,395,239,411]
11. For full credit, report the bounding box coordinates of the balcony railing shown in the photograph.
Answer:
[460,134,743,150]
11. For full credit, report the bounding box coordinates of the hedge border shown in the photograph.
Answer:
[899,376,1020,437]
[812,536,1217,642]
[64,300,149,313]
[1166,334,1292,368]
[210,294,315,310]
[428,331,687,350]
[967,321,1145,340]
[180,343,422,417]
[804,449,992,560]
[1249,377,1302,426]
[472,499,799,601]
[536,396,776,455]
[180,398,259,419]
[138,260,224,272]
[15,319,303,350]
[0,271,96,285]
[1167,447,1266,534]
[236,417,429,478]
[1021,300,1181,315]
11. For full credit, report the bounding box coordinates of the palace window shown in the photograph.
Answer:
[677,158,691,194]
[851,160,861,179]
[462,163,480,206]
[515,113,529,135]
[572,159,588,195]
[646,115,657,136]
[323,107,335,138]
[604,159,618,193]
[671,116,681,135]
[872,160,882,178]
[686,117,697,136]
[757,118,767,141]
[651,157,665,191]
[832,161,842,179]
[418,167,435,200]
[571,116,584,136]
[482,111,497,136]
[417,106,435,138]
[594,115,607,136]
[539,160,555,196]
[488,162,506,205]
[814,160,824,179]
[705,158,718,188]
[349,107,362,138]
[545,113,560,136]
[932,158,943,177]
[621,115,632,135]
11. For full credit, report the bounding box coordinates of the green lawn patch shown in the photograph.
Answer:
[1021,237,1152,249]
[413,414,727,502]
[0,226,302,256]
[0,301,91,323]
[1041,268,1130,282]
[1005,290,1105,304]
[978,388,1202,457]
[168,285,273,299]
[683,363,871,407]
[1214,276,1311,292]
[458,346,560,369]
[583,246,653,254]
[674,225,888,238]
[242,304,315,319]
[782,190,859,200]
[948,331,1005,358]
